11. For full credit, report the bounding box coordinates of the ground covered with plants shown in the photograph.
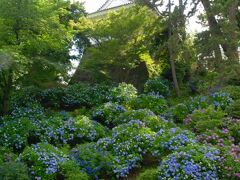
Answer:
[0,80,239,179]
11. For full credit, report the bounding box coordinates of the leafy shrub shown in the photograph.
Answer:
[226,99,240,118]
[92,102,126,128]
[38,114,73,145]
[110,121,154,155]
[152,128,196,156]
[11,101,45,121]
[72,116,108,142]
[184,92,232,112]
[72,143,113,178]
[191,72,220,94]
[40,115,107,145]
[170,103,189,123]
[221,85,240,100]
[137,168,159,180]
[196,128,235,147]
[10,86,41,110]
[184,106,225,133]
[0,117,35,150]
[11,84,111,110]
[59,161,89,180]
[0,162,30,180]
[63,84,92,108]
[209,92,233,110]
[10,102,45,144]
[90,84,111,105]
[107,83,138,103]
[185,95,209,112]
[96,120,155,178]
[229,124,240,144]
[129,93,168,115]
[144,78,170,97]
[40,87,65,108]
[0,147,18,163]
[117,109,168,131]
[158,144,221,179]
[63,83,110,109]
[21,143,73,179]
[220,145,240,179]
[222,118,240,144]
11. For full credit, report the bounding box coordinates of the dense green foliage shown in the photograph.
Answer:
[74,6,169,87]
[0,0,85,115]
[0,82,239,179]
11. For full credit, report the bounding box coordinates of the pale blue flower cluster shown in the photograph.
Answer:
[158,145,221,179]
[210,92,233,110]
[24,143,70,176]
[152,128,196,156]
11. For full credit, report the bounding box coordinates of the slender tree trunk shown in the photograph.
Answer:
[178,0,186,40]
[169,46,180,96]
[168,0,180,96]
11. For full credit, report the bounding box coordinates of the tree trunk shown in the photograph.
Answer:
[178,0,186,40]
[169,48,180,96]
[168,0,180,96]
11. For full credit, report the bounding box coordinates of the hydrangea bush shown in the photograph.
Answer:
[222,117,240,144]
[0,161,30,180]
[10,86,41,110]
[185,95,209,113]
[96,120,155,178]
[0,117,35,150]
[11,83,111,110]
[117,109,169,131]
[72,143,113,178]
[39,115,107,145]
[220,145,240,179]
[209,92,233,110]
[226,99,240,118]
[11,101,45,121]
[144,78,170,97]
[152,128,196,156]
[128,93,168,115]
[196,128,235,147]
[21,143,72,179]
[107,83,138,103]
[169,103,189,123]
[92,102,126,128]
[184,106,225,133]
[158,144,221,179]
[220,85,240,100]
[1,83,239,179]
[62,83,110,108]
[196,129,240,178]
[40,87,65,108]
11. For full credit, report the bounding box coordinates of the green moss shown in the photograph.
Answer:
[137,168,158,180]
